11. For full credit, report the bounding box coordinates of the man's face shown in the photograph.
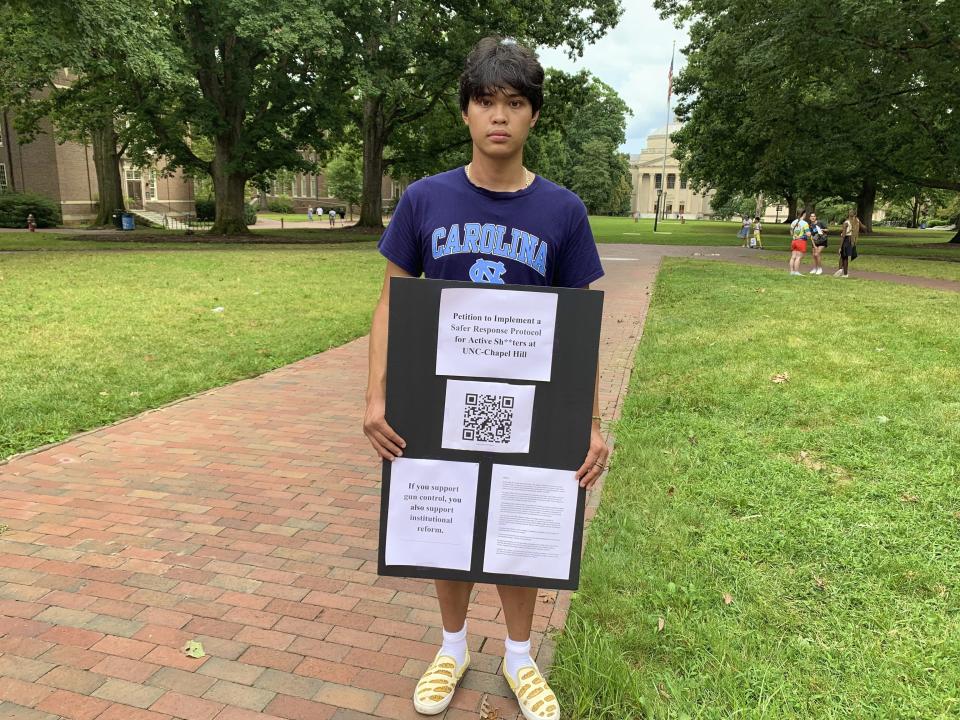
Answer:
[810,214,818,224]
[462,87,539,158]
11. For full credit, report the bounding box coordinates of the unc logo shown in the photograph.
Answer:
[469,259,507,284]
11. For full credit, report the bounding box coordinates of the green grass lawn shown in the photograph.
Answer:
[0,244,384,460]
[589,216,957,255]
[758,250,960,284]
[0,228,381,251]
[551,260,960,718]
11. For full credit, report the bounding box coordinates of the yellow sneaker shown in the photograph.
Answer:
[501,659,560,720]
[413,649,470,715]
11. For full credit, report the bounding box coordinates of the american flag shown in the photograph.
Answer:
[667,55,674,102]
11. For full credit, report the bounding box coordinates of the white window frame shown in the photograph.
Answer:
[148,170,158,201]
[0,162,7,192]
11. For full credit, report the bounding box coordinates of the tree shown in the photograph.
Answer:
[335,0,624,229]
[0,2,162,226]
[325,145,363,220]
[386,67,633,214]
[569,139,614,214]
[124,0,348,235]
[656,0,960,234]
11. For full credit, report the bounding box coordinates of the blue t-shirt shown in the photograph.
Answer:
[378,168,604,288]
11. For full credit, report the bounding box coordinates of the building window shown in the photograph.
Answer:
[0,124,4,147]
[148,170,158,200]
[679,203,685,214]
[0,163,7,192]
[654,173,662,189]
[667,173,676,189]
[680,175,687,189]
[665,203,673,214]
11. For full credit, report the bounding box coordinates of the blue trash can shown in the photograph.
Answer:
[121,213,135,231]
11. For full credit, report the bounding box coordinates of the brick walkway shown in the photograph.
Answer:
[0,252,660,720]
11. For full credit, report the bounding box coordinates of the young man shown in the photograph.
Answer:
[789,211,811,275]
[363,37,607,720]
[807,211,828,274]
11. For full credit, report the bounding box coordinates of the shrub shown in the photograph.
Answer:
[0,192,61,228]
[193,197,257,226]
[195,196,215,221]
[267,195,294,214]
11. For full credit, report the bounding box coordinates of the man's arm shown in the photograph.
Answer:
[363,261,413,460]
[574,284,610,490]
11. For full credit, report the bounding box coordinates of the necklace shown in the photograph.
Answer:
[465,163,532,191]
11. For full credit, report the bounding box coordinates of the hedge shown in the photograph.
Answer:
[194,197,257,225]
[0,192,61,228]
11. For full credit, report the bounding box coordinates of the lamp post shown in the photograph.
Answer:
[654,188,663,232]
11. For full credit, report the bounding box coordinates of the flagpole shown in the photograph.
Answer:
[654,41,675,233]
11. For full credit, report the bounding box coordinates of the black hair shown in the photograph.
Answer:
[754,216,760,221]
[459,36,544,115]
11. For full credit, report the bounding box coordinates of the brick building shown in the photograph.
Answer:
[2,72,402,224]
[1,107,195,225]
[263,160,404,214]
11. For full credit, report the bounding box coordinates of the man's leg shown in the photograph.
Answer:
[436,579,473,631]
[498,584,559,719]
[414,580,474,715]
[497,584,537,641]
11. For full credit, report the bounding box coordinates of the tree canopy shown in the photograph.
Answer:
[656,0,960,231]
[1,0,631,233]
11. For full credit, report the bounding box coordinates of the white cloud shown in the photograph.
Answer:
[537,0,688,154]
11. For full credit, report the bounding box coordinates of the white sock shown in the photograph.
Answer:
[440,623,467,667]
[504,636,533,679]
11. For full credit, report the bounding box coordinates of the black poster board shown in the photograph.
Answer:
[377,278,603,590]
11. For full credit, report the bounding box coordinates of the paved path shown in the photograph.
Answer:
[0,251,658,720]
[1,244,956,720]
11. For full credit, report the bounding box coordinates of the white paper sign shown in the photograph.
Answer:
[385,458,479,571]
[436,288,558,382]
[441,380,535,454]
[483,464,578,579]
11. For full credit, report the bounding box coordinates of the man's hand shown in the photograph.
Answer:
[575,425,609,489]
[363,396,406,461]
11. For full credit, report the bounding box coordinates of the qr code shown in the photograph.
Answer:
[462,393,514,443]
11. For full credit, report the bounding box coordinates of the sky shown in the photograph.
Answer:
[537,0,688,156]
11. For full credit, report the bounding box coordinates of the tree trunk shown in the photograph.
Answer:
[911,193,921,228]
[785,194,798,223]
[358,95,386,229]
[90,118,125,227]
[857,178,876,234]
[210,142,249,235]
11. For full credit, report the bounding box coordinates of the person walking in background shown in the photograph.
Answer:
[751,216,763,249]
[738,215,752,246]
[789,211,811,275]
[808,212,828,274]
[329,208,337,227]
[307,206,314,221]
[836,209,864,277]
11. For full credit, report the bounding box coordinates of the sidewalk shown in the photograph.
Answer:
[0,253,660,719]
